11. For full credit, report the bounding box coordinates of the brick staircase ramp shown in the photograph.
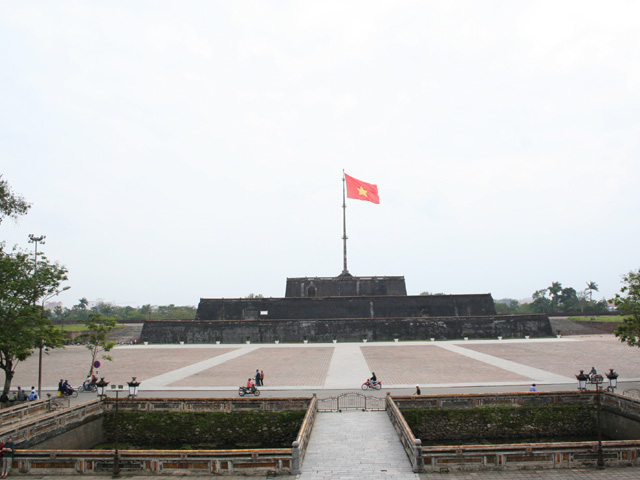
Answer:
[297,410,418,480]
[107,323,143,343]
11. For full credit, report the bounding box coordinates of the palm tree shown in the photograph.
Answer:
[548,282,562,309]
[586,281,599,302]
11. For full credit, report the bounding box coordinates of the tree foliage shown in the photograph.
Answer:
[495,280,608,315]
[75,312,117,377]
[612,269,640,348]
[47,302,197,324]
[0,175,31,225]
[0,249,68,394]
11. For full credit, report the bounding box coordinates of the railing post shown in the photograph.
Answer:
[413,438,424,473]
[291,440,300,474]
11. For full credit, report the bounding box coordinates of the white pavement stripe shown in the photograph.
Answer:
[437,343,575,383]
[324,344,370,389]
[141,345,260,388]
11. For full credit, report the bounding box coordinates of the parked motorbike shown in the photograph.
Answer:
[361,379,382,390]
[238,386,260,397]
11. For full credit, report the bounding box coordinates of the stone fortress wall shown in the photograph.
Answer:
[141,275,553,343]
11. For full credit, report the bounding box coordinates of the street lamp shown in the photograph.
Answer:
[606,369,619,392]
[576,369,609,469]
[576,370,588,391]
[96,377,141,477]
[28,234,46,274]
[127,377,140,398]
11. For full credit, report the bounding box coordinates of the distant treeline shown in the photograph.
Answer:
[494,280,609,315]
[47,298,197,324]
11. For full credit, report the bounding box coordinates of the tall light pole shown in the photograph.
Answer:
[28,234,46,275]
[37,286,70,398]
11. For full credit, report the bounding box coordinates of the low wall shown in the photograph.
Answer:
[420,440,640,471]
[386,394,423,473]
[6,397,315,476]
[2,400,103,449]
[15,448,294,476]
[140,314,552,343]
[390,392,640,472]
[0,398,51,427]
[292,394,318,474]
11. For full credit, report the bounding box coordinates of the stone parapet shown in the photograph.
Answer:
[141,314,551,343]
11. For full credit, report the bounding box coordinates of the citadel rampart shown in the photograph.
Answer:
[140,314,551,344]
[140,275,552,343]
[195,294,496,321]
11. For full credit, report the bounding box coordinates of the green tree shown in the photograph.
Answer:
[547,282,562,310]
[75,312,117,377]
[612,269,640,348]
[530,289,552,313]
[586,281,599,302]
[0,249,68,394]
[0,175,31,225]
[494,298,520,314]
[558,287,579,312]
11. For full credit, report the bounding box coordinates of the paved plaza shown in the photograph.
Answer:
[12,334,640,394]
[6,334,640,479]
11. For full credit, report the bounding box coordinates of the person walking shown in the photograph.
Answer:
[1,435,15,478]
[414,385,421,395]
[260,370,265,387]
[255,369,261,387]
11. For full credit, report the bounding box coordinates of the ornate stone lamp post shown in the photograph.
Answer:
[576,369,613,469]
[96,377,141,477]
[606,369,618,392]
[576,370,588,391]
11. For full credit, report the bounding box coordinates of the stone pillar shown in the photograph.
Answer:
[291,440,300,474]
[413,438,424,473]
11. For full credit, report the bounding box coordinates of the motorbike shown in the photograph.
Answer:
[59,388,78,398]
[78,382,97,393]
[238,385,260,397]
[361,379,382,390]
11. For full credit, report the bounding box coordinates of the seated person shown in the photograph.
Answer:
[28,388,38,401]
[246,378,254,392]
[371,372,377,383]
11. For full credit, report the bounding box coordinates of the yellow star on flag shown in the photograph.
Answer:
[357,186,368,197]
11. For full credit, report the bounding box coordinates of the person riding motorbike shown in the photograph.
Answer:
[246,378,255,393]
[62,379,73,395]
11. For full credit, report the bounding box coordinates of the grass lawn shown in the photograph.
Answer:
[567,315,625,323]
[56,323,126,332]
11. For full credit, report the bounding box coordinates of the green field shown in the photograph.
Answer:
[566,315,625,323]
[56,323,125,332]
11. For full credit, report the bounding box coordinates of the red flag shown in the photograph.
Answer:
[345,173,379,204]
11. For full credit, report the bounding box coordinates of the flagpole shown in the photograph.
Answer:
[342,170,349,275]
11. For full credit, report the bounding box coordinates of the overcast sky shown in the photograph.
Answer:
[1,1,639,308]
